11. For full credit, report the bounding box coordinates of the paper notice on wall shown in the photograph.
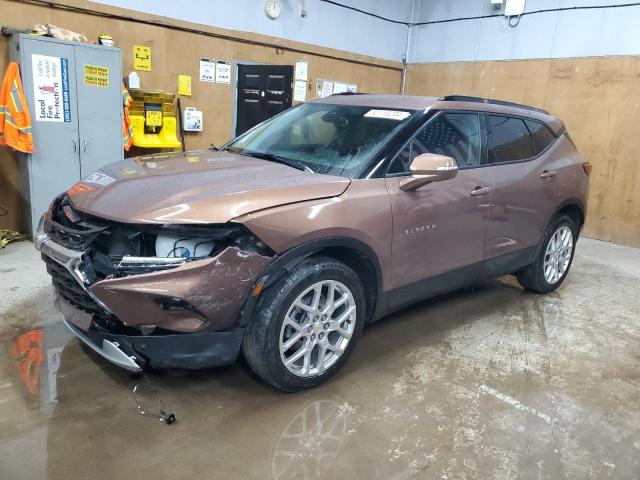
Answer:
[133,45,151,71]
[333,82,348,94]
[31,54,71,122]
[316,79,333,98]
[215,61,231,84]
[199,58,215,82]
[294,80,307,102]
[178,74,192,96]
[295,60,308,81]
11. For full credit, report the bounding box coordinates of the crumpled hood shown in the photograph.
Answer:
[68,151,351,224]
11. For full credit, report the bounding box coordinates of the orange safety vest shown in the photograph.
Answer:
[0,62,35,153]
[122,84,134,151]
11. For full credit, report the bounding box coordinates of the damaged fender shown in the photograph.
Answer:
[90,247,271,332]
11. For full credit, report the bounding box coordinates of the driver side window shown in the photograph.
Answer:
[387,112,481,174]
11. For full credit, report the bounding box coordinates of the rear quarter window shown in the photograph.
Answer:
[487,115,533,163]
[526,120,557,155]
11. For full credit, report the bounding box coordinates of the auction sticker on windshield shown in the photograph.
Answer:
[364,109,411,121]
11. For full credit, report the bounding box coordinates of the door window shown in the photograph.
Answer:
[486,115,533,163]
[388,112,481,174]
[525,119,556,155]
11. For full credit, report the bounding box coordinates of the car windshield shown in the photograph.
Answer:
[225,102,418,177]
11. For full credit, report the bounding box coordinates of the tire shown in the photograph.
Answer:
[516,214,577,293]
[242,256,366,392]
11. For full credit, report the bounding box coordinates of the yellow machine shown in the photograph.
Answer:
[128,89,181,149]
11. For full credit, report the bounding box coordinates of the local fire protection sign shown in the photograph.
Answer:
[31,54,71,122]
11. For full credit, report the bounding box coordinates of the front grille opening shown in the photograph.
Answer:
[43,254,106,318]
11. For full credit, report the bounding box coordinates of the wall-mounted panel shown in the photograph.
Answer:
[406,57,640,247]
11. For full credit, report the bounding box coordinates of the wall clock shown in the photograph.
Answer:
[265,0,281,19]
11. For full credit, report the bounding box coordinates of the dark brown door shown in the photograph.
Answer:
[236,64,293,137]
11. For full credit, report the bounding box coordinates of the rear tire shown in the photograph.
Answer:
[242,257,365,392]
[516,214,577,293]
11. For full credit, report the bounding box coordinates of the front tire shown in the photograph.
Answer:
[516,214,577,293]
[242,257,365,392]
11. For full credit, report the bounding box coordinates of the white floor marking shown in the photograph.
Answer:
[479,384,560,427]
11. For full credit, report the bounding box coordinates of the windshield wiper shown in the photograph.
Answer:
[239,150,314,173]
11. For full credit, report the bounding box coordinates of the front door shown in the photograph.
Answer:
[385,112,493,308]
[236,64,293,136]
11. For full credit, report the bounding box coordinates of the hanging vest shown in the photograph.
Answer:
[122,84,134,151]
[0,62,35,153]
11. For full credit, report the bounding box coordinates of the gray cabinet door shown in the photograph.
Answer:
[74,45,123,177]
[18,36,81,231]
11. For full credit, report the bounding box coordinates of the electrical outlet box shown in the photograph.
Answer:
[504,0,525,16]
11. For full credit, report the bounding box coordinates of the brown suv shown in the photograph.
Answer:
[36,94,590,391]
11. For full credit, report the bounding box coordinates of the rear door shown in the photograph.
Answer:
[236,64,293,136]
[482,114,560,273]
[385,112,493,307]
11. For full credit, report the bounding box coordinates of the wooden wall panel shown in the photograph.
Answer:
[0,0,402,231]
[406,58,640,247]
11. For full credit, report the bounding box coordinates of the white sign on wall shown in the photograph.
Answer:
[294,80,307,102]
[295,60,308,81]
[31,54,71,122]
[215,61,231,84]
[199,58,216,82]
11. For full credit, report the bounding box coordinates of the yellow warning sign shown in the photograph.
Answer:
[84,64,109,87]
[133,45,151,71]
[178,74,192,96]
[145,110,162,127]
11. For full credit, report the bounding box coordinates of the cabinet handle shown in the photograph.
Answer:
[83,138,88,153]
[72,138,77,153]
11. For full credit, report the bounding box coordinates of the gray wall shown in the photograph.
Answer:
[93,0,412,61]
[409,0,640,63]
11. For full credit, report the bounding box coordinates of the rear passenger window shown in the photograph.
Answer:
[487,115,533,163]
[526,120,556,155]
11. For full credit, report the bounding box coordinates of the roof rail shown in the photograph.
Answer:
[330,91,365,96]
[438,95,549,115]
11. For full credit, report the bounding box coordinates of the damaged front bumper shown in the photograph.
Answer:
[57,294,245,371]
[37,217,270,371]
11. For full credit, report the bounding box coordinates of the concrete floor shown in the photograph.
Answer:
[0,237,639,479]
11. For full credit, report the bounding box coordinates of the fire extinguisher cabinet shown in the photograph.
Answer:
[8,33,123,237]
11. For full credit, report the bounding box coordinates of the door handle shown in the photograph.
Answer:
[470,186,491,197]
[540,169,557,178]
[82,138,88,153]
[72,138,77,153]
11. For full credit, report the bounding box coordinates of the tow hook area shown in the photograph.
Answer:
[62,317,143,372]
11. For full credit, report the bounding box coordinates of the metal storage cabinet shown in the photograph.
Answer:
[9,33,123,236]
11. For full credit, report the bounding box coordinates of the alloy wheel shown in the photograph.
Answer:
[543,225,574,284]
[279,280,356,378]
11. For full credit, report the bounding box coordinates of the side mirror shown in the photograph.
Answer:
[399,153,458,191]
